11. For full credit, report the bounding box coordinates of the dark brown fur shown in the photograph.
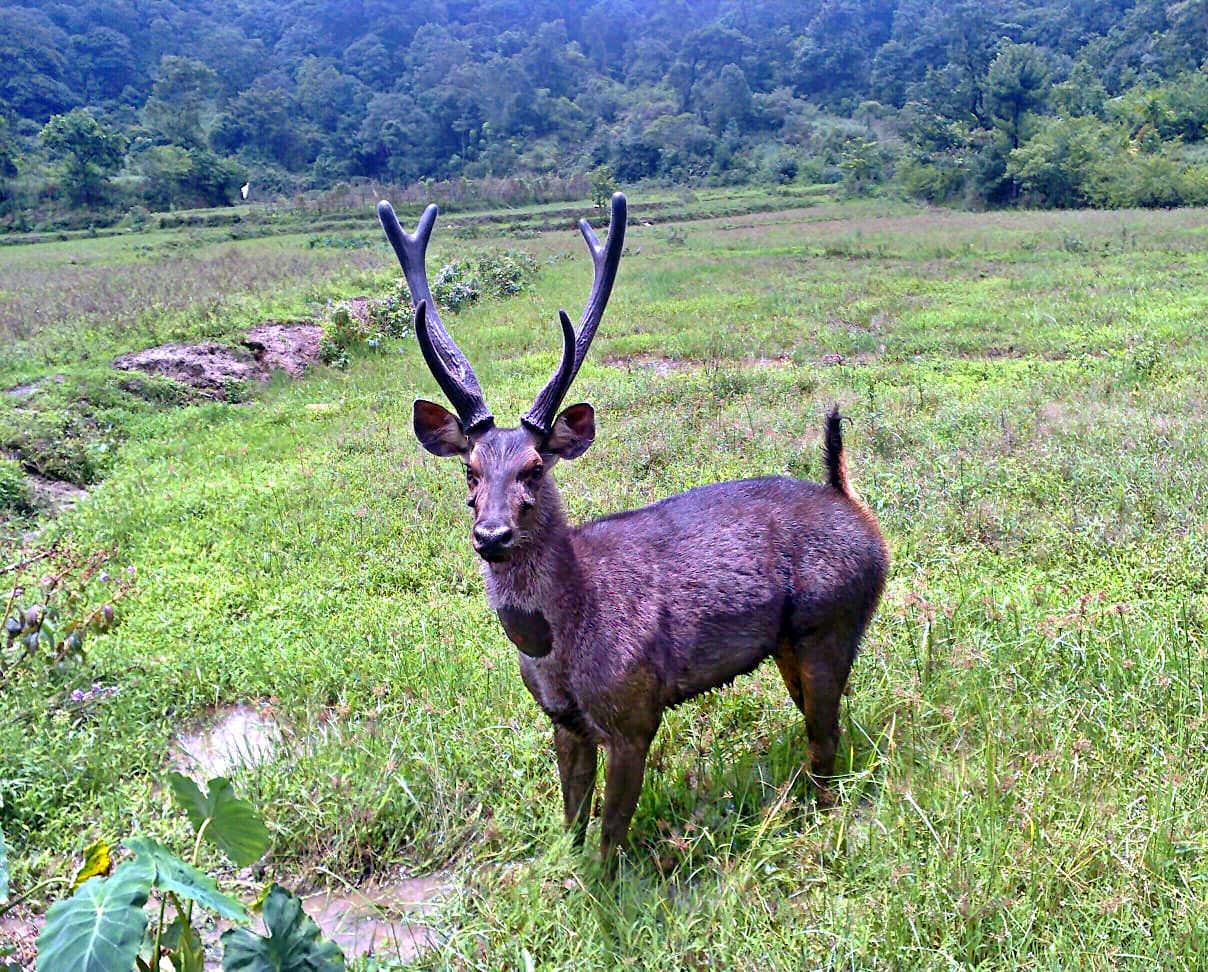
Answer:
[384,194,887,868]
[419,404,888,865]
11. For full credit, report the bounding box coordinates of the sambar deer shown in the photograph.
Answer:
[378,193,888,868]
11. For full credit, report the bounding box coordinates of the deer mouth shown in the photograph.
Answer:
[474,540,515,562]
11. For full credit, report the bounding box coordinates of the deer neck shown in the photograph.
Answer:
[481,479,578,616]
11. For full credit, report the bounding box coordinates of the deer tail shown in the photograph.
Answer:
[824,405,853,496]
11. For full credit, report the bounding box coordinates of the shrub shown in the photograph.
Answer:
[0,458,30,514]
[320,248,537,365]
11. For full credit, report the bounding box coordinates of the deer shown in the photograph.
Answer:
[377,192,889,870]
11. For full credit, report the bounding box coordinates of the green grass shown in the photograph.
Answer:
[2,199,1206,969]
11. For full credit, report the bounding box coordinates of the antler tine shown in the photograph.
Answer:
[523,192,627,435]
[377,200,493,433]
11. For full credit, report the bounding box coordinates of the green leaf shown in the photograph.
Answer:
[0,824,8,903]
[220,885,345,972]
[167,773,271,867]
[124,835,247,922]
[71,839,112,891]
[36,861,153,972]
[166,916,206,972]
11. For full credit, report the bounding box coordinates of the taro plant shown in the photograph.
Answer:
[32,773,343,972]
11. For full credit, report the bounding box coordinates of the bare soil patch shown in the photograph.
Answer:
[26,472,89,513]
[0,910,39,967]
[243,322,324,378]
[112,323,323,399]
[113,342,263,399]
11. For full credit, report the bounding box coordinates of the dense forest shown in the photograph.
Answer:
[1,0,1205,228]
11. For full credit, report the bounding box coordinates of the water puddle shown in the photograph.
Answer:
[172,702,282,778]
[300,872,449,962]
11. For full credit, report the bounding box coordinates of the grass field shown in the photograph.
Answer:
[2,195,1206,969]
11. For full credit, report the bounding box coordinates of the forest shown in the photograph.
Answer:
[0,0,1206,229]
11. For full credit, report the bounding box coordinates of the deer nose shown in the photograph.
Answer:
[473,524,514,558]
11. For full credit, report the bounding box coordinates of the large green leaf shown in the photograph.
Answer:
[220,885,345,972]
[36,861,152,972]
[0,824,8,902]
[124,836,247,922]
[167,773,271,867]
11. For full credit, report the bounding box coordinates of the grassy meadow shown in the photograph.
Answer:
[1,193,1206,968]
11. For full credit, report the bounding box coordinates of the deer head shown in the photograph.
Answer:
[377,193,627,562]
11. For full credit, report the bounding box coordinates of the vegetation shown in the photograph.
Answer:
[11,770,344,971]
[0,1,1205,229]
[1,196,1204,967]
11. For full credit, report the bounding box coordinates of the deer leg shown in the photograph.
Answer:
[773,639,805,714]
[798,631,856,808]
[553,725,597,845]
[600,737,652,871]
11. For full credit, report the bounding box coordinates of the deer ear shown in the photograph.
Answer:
[413,399,469,457]
[545,403,595,460]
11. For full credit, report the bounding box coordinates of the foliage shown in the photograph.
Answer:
[320,248,536,364]
[28,773,342,971]
[2,1,1207,221]
[36,861,152,972]
[221,885,346,972]
[0,458,30,515]
[165,774,271,867]
[38,109,127,208]
[1,545,133,687]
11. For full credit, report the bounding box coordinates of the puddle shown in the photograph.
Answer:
[172,703,282,778]
[301,872,449,962]
[3,375,63,399]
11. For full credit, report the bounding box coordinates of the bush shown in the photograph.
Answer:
[320,248,538,366]
[0,457,30,513]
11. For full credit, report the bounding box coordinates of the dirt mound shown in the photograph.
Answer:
[112,323,323,398]
[244,322,323,377]
[113,342,262,399]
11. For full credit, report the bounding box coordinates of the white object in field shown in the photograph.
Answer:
[240,182,250,199]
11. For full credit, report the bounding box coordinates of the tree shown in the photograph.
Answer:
[706,64,754,133]
[1007,116,1114,207]
[1049,61,1107,118]
[143,57,220,149]
[140,145,240,209]
[588,165,617,210]
[984,44,1051,148]
[40,108,127,206]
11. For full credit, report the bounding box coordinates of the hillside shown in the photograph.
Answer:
[0,1,1206,225]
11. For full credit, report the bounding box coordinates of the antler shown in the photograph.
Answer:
[522,192,627,436]
[377,201,494,433]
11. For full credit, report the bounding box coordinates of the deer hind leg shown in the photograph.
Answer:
[774,639,805,714]
[795,628,857,807]
[554,725,597,845]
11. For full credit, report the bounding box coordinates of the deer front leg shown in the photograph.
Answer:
[600,738,652,871]
[553,725,597,845]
